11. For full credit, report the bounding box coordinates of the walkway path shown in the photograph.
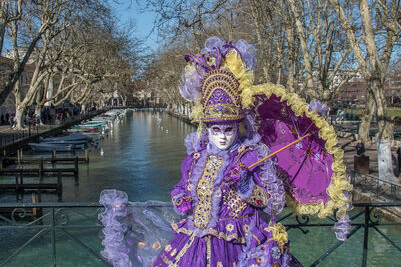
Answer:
[0,110,106,154]
[339,136,401,184]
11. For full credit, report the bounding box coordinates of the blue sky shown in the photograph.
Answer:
[110,0,159,50]
[1,1,159,53]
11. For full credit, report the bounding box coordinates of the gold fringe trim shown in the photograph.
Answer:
[265,222,288,249]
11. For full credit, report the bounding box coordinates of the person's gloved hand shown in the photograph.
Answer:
[237,170,252,194]
[176,195,193,214]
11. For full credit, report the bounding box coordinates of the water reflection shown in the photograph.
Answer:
[61,110,196,202]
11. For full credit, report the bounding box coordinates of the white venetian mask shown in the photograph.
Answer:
[207,123,238,150]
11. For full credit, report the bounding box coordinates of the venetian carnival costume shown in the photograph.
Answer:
[99,37,353,267]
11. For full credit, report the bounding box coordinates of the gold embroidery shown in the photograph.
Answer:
[164,244,172,252]
[237,162,247,170]
[252,234,261,245]
[243,184,269,207]
[162,254,171,265]
[193,155,224,229]
[223,186,247,217]
[238,145,247,153]
[233,147,252,166]
[152,241,161,250]
[171,223,247,243]
[187,183,194,192]
[217,214,252,222]
[243,224,250,233]
[225,223,234,232]
[170,249,177,257]
[138,242,146,249]
[206,236,211,267]
[187,157,197,192]
[169,234,195,267]
[217,262,223,267]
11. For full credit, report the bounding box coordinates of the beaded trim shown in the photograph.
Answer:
[201,69,240,106]
[171,222,247,243]
[201,103,244,123]
[193,155,224,229]
[243,184,269,207]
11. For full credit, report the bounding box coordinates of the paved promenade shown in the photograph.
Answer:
[339,136,401,183]
[0,110,106,154]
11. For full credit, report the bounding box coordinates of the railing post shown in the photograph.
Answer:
[52,150,56,168]
[362,205,369,267]
[15,174,19,193]
[39,158,43,178]
[57,171,62,201]
[51,207,57,266]
[17,149,20,168]
[74,156,79,184]
[85,149,89,163]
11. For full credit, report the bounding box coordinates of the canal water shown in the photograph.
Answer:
[1,110,400,266]
[62,110,196,203]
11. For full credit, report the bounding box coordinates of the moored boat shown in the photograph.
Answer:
[28,143,74,152]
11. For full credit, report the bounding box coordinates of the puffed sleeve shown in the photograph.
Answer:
[237,145,286,214]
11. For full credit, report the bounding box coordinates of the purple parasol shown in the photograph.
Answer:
[252,94,334,206]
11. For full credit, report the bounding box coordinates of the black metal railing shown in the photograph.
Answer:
[0,126,39,148]
[351,171,401,201]
[0,202,400,266]
[0,202,108,267]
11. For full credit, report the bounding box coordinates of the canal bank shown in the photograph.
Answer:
[0,109,109,156]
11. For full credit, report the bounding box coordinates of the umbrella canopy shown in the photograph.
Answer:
[241,83,352,219]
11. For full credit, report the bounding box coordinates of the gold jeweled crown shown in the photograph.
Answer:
[200,68,244,123]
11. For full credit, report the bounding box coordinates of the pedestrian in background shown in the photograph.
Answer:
[8,115,13,128]
[356,140,365,156]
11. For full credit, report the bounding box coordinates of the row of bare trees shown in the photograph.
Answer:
[0,0,140,128]
[143,0,400,145]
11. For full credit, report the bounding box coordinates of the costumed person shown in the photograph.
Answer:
[98,37,353,267]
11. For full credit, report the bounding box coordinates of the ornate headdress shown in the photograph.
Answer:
[178,37,256,124]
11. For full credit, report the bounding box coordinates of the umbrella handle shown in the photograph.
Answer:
[247,133,312,170]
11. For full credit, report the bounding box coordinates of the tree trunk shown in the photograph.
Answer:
[370,78,396,183]
[372,78,393,141]
[358,94,375,143]
[15,105,24,129]
[45,75,54,107]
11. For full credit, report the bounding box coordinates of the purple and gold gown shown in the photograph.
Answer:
[150,132,301,267]
[99,131,302,267]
